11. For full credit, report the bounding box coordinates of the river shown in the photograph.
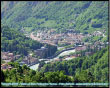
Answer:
[30,63,39,71]
[29,47,75,70]
[53,49,75,59]
[58,49,75,56]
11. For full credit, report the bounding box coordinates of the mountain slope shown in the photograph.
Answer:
[1,1,108,33]
[1,25,43,55]
[1,25,57,57]
[39,47,108,83]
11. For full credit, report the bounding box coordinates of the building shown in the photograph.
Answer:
[1,63,13,71]
[85,52,93,56]
[20,56,39,66]
[1,52,15,63]
[34,47,48,58]
[75,45,87,51]
[14,55,21,60]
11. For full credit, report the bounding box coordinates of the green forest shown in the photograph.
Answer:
[1,25,57,57]
[1,1,108,34]
[1,47,108,87]
[39,47,108,83]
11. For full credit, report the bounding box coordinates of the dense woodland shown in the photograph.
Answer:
[1,25,57,57]
[1,1,108,34]
[39,47,108,83]
[1,47,108,87]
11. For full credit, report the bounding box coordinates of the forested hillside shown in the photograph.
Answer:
[1,1,108,33]
[39,47,108,83]
[1,47,108,87]
[1,25,57,57]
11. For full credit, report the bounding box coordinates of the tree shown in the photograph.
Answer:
[44,71,72,83]
[1,70,5,82]
[32,72,44,82]
[29,70,36,78]
[38,61,45,70]
[74,70,95,83]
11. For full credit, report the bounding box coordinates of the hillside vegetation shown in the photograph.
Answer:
[1,25,57,57]
[39,47,108,83]
[1,47,108,87]
[1,1,108,33]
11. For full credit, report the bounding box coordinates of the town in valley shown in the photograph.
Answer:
[1,28,108,71]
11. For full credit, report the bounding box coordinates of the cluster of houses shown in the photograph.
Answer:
[86,29,106,38]
[29,28,107,58]
[1,63,13,71]
[30,29,84,46]
[1,52,21,63]
[1,29,107,70]
[1,51,39,70]
[1,46,49,70]
[92,30,106,37]
[31,29,107,48]
[19,55,39,66]
[1,52,20,70]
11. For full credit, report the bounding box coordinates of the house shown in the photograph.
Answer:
[1,63,13,71]
[75,45,86,51]
[54,58,60,62]
[34,47,48,58]
[20,56,39,66]
[85,52,93,56]
[14,55,21,60]
[1,52,15,62]
[30,58,39,65]
[74,52,81,57]
[19,61,26,66]
[3,60,12,63]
